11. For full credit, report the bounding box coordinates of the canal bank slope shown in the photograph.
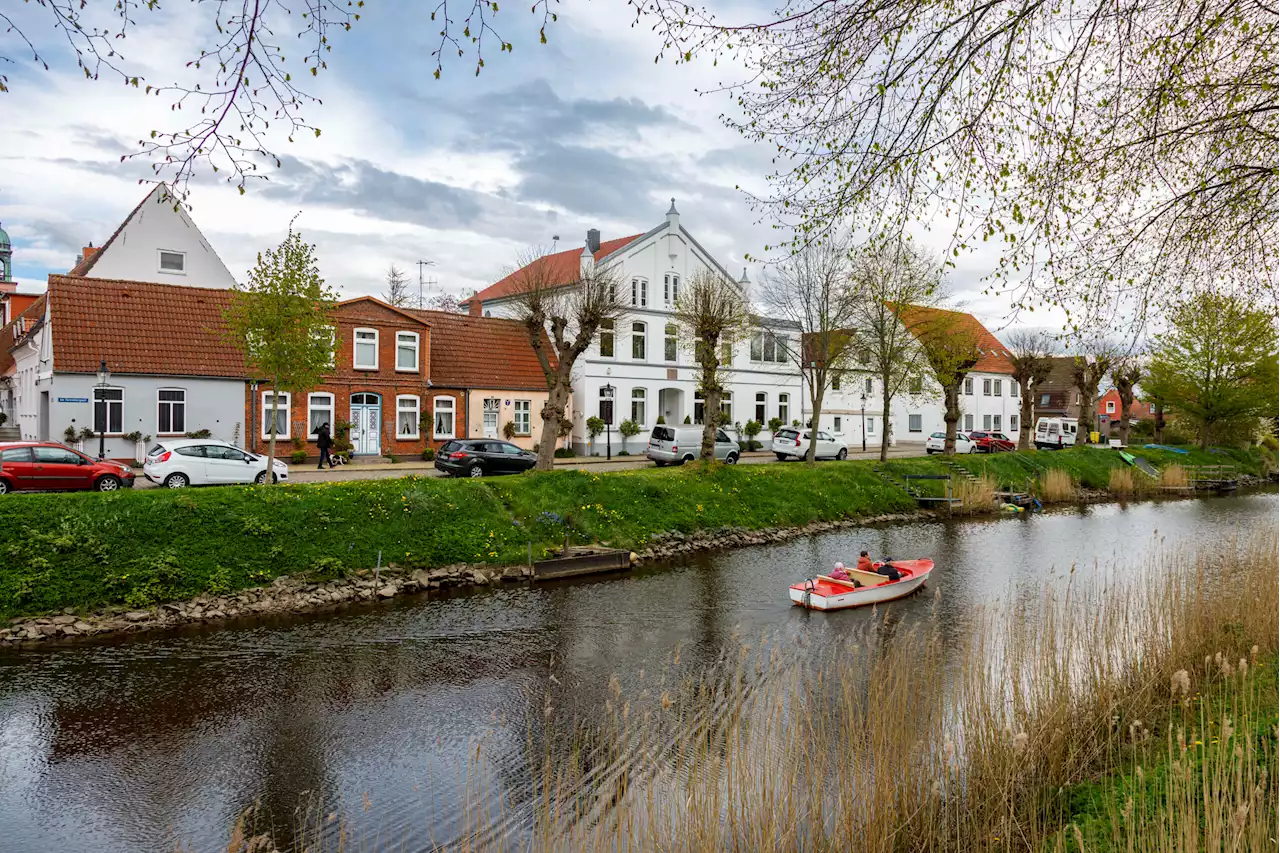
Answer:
[0,446,1272,639]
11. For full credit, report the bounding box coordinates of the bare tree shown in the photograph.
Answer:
[508,246,624,471]
[1111,358,1143,447]
[1069,352,1116,445]
[912,310,982,455]
[762,238,864,463]
[674,270,752,461]
[1006,331,1056,450]
[846,239,941,462]
[383,265,411,308]
[424,292,464,314]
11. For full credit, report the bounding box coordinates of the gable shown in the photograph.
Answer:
[334,297,432,328]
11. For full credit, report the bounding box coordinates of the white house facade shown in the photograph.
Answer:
[463,201,804,455]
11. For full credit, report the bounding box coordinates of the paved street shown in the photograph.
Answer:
[134,445,928,488]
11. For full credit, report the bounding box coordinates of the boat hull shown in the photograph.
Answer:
[789,560,933,611]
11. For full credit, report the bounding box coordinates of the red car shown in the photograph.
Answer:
[968,431,1016,453]
[0,441,136,494]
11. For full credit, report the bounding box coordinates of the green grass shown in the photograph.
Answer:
[0,462,916,620]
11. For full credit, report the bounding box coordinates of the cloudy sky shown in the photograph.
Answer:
[1,0,1061,335]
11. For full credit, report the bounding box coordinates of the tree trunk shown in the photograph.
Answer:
[879,392,891,462]
[264,376,280,485]
[1200,420,1211,450]
[942,381,962,455]
[536,379,570,471]
[1018,380,1034,450]
[701,384,721,461]
[806,381,825,464]
[1074,383,1092,446]
[1154,402,1165,443]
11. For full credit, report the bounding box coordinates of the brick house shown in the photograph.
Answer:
[1097,387,1155,436]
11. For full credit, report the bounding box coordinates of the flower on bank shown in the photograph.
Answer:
[1170,669,1191,697]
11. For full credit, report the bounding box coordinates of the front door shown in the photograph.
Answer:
[349,393,382,456]
[482,398,499,438]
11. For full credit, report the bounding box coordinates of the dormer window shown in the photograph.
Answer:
[158,250,186,274]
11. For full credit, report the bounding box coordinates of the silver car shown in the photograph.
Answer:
[646,426,740,466]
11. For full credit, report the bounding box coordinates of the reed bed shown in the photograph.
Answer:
[210,528,1279,853]
[953,473,998,514]
[1038,468,1078,502]
[1159,463,1189,489]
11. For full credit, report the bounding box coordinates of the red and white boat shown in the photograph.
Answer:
[789,560,934,611]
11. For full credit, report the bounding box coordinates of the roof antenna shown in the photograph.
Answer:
[552,235,560,253]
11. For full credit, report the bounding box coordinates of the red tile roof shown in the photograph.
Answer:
[67,186,160,277]
[408,309,551,390]
[464,235,645,307]
[897,305,1015,374]
[0,295,46,375]
[46,275,247,377]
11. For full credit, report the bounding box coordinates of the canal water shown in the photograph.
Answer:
[0,490,1275,852]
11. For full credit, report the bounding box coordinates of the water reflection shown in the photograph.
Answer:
[0,491,1274,852]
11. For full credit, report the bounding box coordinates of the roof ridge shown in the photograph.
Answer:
[65,184,168,277]
[49,273,236,297]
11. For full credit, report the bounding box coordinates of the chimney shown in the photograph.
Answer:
[586,228,601,255]
[74,243,98,270]
[666,197,680,229]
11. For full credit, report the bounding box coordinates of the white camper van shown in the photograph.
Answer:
[1034,417,1078,449]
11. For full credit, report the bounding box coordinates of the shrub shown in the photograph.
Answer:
[743,420,762,442]
[78,426,97,442]
[554,447,575,458]
[184,428,213,439]
[124,430,144,444]
[768,417,783,434]
[422,448,436,461]
[656,415,666,425]
[618,419,642,452]
[290,450,308,465]
[503,420,518,440]
[683,415,692,424]
[617,451,630,456]
[1038,468,1077,502]
[291,436,305,451]
[0,412,6,426]
[63,426,78,443]
[586,417,605,452]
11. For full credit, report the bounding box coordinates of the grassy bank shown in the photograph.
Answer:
[0,462,916,620]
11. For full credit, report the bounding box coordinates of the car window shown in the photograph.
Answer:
[1,447,33,463]
[499,443,525,455]
[175,446,206,458]
[147,444,166,457]
[819,431,833,441]
[204,445,243,460]
[931,433,945,439]
[34,446,83,464]
[439,441,460,454]
[716,430,731,443]
[650,426,674,442]
[777,429,799,440]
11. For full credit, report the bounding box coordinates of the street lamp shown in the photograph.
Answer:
[859,391,867,454]
[601,383,615,461]
[95,359,110,460]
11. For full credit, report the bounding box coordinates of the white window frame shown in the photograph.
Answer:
[315,325,336,367]
[631,388,647,426]
[353,327,379,370]
[156,387,187,435]
[631,277,648,307]
[664,324,678,362]
[599,319,615,359]
[964,413,974,432]
[864,377,873,395]
[432,395,456,439]
[1106,400,1116,413]
[631,321,647,361]
[157,249,187,275]
[396,394,421,439]
[993,379,1002,396]
[833,416,842,433]
[307,392,334,440]
[664,273,680,305]
[908,414,922,433]
[395,331,420,373]
[983,414,992,430]
[993,414,1002,432]
[964,377,974,395]
[720,390,732,422]
[513,400,531,435]
[1011,381,1019,398]
[982,378,992,396]
[1010,415,1019,433]
[778,393,790,424]
[755,392,767,425]
[261,391,291,440]
[866,417,876,434]
[93,387,125,435]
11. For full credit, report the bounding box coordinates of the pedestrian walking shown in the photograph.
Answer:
[315,422,335,469]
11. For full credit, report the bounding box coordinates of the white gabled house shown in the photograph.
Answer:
[462,201,804,454]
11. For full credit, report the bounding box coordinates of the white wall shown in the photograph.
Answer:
[87,187,238,288]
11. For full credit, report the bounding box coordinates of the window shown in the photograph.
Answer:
[396,332,420,372]
[394,395,421,439]
[832,373,841,391]
[664,324,678,362]
[632,322,647,360]
[983,414,992,430]
[909,414,922,433]
[93,388,123,434]
[1040,393,1051,406]
[664,273,680,305]
[1106,400,1116,413]
[859,349,870,365]
[156,389,186,434]
[778,393,790,424]
[1010,415,1019,433]
[308,392,334,438]
[599,320,615,358]
[0,447,32,463]
[993,414,1002,432]
[354,328,379,370]
[982,378,992,396]
[749,331,788,364]
[1148,403,1155,414]
[833,416,842,433]
[964,378,974,395]
[964,414,974,431]
[750,334,763,361]
[599,386,615,422]
[158,250,186,274]
[432,396,455,438]
[631,388,646,425]
[866,417,876,434]
[720,391,732,423]
[864,377,873,395]
[909,377,923,394]
[261,391,290,439]
[35,446,83,464]
[755,392,767,424]
[994,379,1003,396]
[631,277,648,307]
[315,326,336,367]
[721,341,732,366]
[1011,382,1019,398]
[693,391,705,425]
[514,400,531,435]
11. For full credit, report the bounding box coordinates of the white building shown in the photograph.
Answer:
[463,201,804,454]
[809,306,1021,448]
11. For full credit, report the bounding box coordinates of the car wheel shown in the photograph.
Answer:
[254,471,279,485]
[725,453,738,464]
[468,464,484,478]
[95,475,121,492]
[164,473,189,489]
[0,478,10,495]
[775,452,787,461]
[926,448,936,455]
[837,447,848,461]
[654,460,667,467]
[681,454,695,465]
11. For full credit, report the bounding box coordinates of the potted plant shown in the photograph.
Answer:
[618,419,641,454]
[503,420,518,440]
[78,426,96,452]
[124,430,151,463]
[743,420,762,451]
[585,416,605,455]
[63,425,78,447]
[656,414,666,425]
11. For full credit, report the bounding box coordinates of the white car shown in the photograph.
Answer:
[772,427,847,461]
[144,438,290,488]
[925,431,978,454]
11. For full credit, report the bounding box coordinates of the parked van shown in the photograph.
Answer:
[1034,417,1078,449]
[646,426,739,465]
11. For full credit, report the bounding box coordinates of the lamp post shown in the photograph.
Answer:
[95,359,110,460]
[601,383,615,461]
[860,391,867,454]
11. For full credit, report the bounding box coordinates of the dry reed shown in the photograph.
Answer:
[1109,467,1137,495]
[1160,463,1189,488]
[1038,468,1077,502]
[953,473,997,513]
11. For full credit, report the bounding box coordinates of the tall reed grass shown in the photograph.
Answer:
[1160,463,1189,488]
[1038,468,1077,502]
[209,528,1278,853]
[953,473,998,514]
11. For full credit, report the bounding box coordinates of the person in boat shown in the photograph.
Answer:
[875,556,902,582]
[829,561,851,581]
[856,551,875,573]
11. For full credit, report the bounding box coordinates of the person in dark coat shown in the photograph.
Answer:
[315,422,335,469]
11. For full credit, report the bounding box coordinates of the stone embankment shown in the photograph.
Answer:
[0,511,927,646]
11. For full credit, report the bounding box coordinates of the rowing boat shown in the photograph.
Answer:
[788,560,934,611]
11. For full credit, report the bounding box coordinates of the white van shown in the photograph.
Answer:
[646,425,740,465]
[1034,417,1078,449]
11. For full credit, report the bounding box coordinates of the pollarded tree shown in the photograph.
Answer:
[508,247,624,471]
[911,310,982,455]
[1006,331,1056,450]
[1111,359,1144,447]
[224,226,338,482]
[1069,351,1116,445]
[674,269,752,461]
[762,236,862,464]
[1144,294,1278,449]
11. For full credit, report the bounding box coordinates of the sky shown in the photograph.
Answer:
[0,0,1066,338]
